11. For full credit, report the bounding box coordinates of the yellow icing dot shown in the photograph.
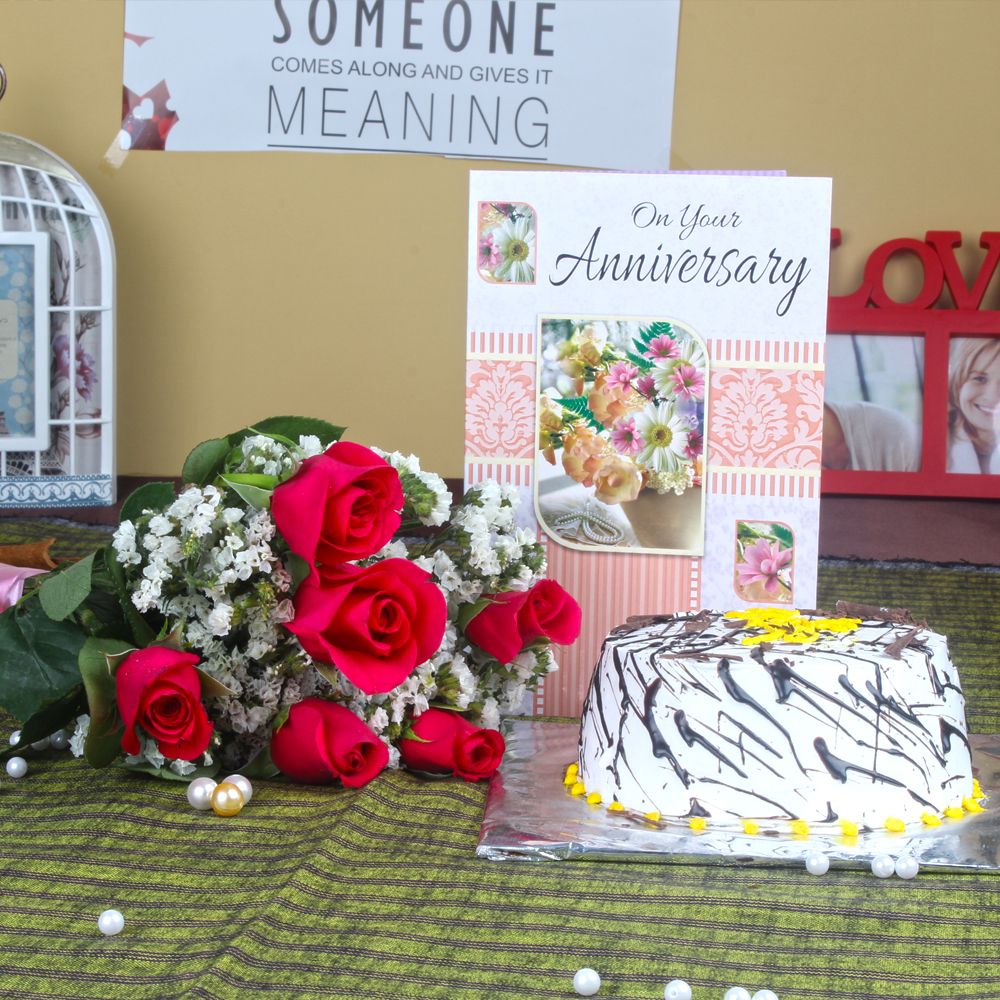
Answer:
[570,781,586,796]
[921,811,942,827]
[972,779,984,800]
[608,801,624,813]
[586,791,602,806]
[884,816,905,833]
[962,797,984,813]
[944,805,964,819]
[839,820,859,838]
[563,771,577,786]
[565,762,578,778]
[741,819,760,835]
[689,816,707,831]
[790,819,810,837]
[644,810,662,822]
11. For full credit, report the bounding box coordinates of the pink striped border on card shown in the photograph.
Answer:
[467,330,536,358]
[706,338,824,367]
[708,470,820,498]
[464,461,533,487]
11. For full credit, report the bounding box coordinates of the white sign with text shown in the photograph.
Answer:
[122,0,679,168]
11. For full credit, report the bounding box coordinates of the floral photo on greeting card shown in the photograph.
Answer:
[535,316,707,554]
[734,519,794,603]
[477,201,536,284]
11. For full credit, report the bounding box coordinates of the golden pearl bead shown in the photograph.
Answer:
[210,781,245,817]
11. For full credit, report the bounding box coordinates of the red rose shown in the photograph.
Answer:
[464,591,528,664]
[285,558,447,695]
[516,579,582,646]
[271,441,403,572]
[115,646,213,761]
[398,708,505,781]
[270,698,388,787]
[465,580,582,664]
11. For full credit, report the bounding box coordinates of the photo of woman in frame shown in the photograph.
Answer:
[947,337,1000,475]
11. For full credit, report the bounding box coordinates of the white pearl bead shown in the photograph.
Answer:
[186,777,218,811]
[97,909,125,936]
[664,979,692,1000]
[223,773,253,805]
[804,852,830,876]
[48,729,69,751]
[871,854,895,878]
[724,989,752,1000]
[894,855,920,880]
[752,991,779,1000]
[5,756,27,779]
[30,736,50,752]
[573,967,601,996]
[8,729,20,746]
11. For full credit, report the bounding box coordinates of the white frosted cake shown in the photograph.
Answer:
[576,606,977,829]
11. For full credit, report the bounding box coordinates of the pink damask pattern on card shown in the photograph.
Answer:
[708,368,825,468]
[465,359,536,458]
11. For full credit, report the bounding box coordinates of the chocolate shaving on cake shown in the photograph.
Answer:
[613,614,680,635]
[683,610,716,633]
[883,625,926,660]
[657,650,743,661]
[834,600,917,625]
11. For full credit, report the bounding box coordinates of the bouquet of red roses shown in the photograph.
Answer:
[0,417,580,788]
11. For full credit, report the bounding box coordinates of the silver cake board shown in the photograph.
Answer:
[477,720,1000,872]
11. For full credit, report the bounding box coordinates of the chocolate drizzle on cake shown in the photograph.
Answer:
[576,609,973,826]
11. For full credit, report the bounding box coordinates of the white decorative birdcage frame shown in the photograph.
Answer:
[0,133,115,507]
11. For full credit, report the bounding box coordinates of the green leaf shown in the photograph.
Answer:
[772,524,795,549]
[220,475,272,510]
[223,472,279,490]
[118,759,220,782]
[78,637,134,767]
[181,437,231,487]
[156,624,186,651]
[625,349,655,372]
[237,743,280,780]
[38,551,95,621]
[0,601,87,721]
[252,416,345,448]
[0,685,86,760]
[285,552,313,593]
[456,596,492,632]
[312,662,345,691]
[194,667,237,700]
[554,396,603,432]
[120,481,176,524]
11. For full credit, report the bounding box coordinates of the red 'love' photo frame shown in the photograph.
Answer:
[823,230,1000,498]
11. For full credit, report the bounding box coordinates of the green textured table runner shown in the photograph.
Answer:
[1,541,999,998]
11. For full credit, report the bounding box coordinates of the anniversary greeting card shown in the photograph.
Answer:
[465,171,832,713]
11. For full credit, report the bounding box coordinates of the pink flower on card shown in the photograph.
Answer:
[645,335,679,361]
[670,363,705,401]
[610,416,644,457]
[607,361,640,390]
[635,375,657,399]
[478,233,501,271]
[685,428,703,460]
[736,538,792,595]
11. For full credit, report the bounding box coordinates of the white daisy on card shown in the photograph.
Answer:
[491,216,535,283]
[634,401,690,473]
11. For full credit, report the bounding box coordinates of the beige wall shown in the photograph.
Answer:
[2,0,997,477]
